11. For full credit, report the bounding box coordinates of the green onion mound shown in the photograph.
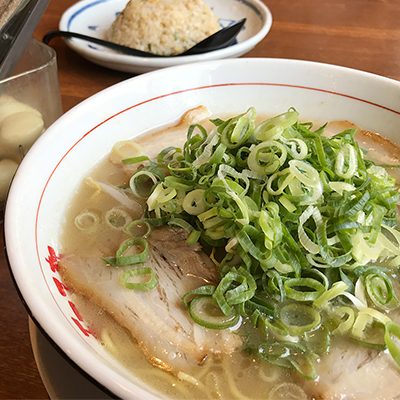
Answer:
[118,108,400,379]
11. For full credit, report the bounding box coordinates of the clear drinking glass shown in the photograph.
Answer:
[0,39,62,211]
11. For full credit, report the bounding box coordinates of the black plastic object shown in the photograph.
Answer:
[43,18,246,58]
[0,0,49,79]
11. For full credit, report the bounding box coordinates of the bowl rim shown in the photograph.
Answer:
[5,57,400,399]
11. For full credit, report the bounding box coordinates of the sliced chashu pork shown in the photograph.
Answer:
[59,227,241,373]
[326,120,400,183]
[303,339,400,400]
[303,123,400,398]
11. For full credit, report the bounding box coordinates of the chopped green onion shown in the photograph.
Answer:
[146,183,177,214]
[267,383,308,400]
[248,141,288,175]
[351,308,390,341]
[332,306,355,335]
[364,271,398,310]
[167,217,200,245]
[220,108,255,149]
[329,181,356,195]
[105,207,132,230]
[182,285,216,306]
[384,321,400,367]
[105,238,149,266]
[335,143,357,179]
[305,326,331,355]
[280,303,321,335]
[189,296,240,329]
[110,140,143,165]
[129,170,159,199]
[298,206,320,254]
[122,155,149,165]
[283,138,308,160]
[120,266,158,291]
[74,210,100,231]
[186,230,201,245]
[289,160,321,188]
[284,278,326,301]
[258,341,317,380]
[182,189,208,215]
[314,281,348,309]
[122,107,400,377]
[124,219,151,237]
[254,109,299,141]
[212,267,256,316]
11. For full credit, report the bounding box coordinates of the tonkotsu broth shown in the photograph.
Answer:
[60,108,400,400]
[70,295,289,399]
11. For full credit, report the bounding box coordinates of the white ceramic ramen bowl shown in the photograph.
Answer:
[5,58,400,399]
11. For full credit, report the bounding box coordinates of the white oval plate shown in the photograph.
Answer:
[6,59,400,400]
[59,0,272,74]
